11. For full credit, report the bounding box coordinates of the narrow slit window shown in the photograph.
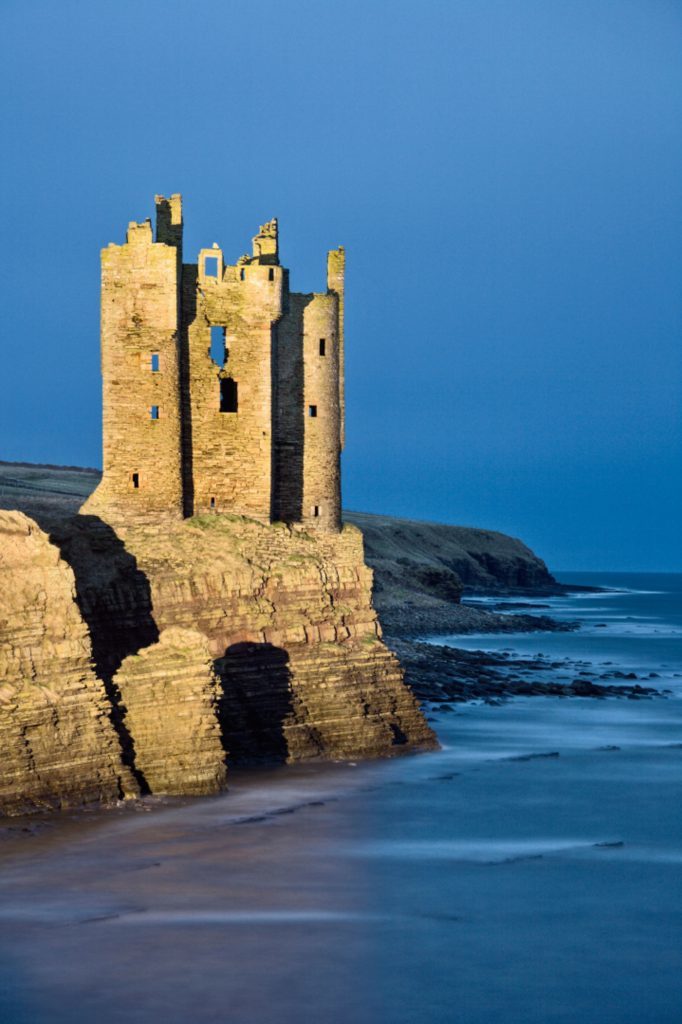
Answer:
[308,404,317,418]
[131,472,139,489]
[268,268,275,281]
[220,378,238,413]
[150,406,159,420]
[319,338,326,356]
[210,496,216,509]
[210,326,225,366]
[150,352,160,372]
[313,505,320,518]
[240,267,246,281]
[204,256,219,278]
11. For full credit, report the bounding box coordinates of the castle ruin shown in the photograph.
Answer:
[84,194,345,532]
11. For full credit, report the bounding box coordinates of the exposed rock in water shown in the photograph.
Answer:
[388,638,662,704]
[0,511,136,815]
[114,628,227,796]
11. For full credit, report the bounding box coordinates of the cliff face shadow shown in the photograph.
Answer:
[47,513,159,793]
[214,642,294,765]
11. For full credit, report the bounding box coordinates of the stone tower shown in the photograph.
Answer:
[84,195,344,532]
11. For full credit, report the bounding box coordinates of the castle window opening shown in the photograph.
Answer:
[210,496,216,509]
[131,473,140,489]
[268,268,275,281]
[220,378,238,413]
[204,257,219,278]
[319,338,326,356]
[239,268,246,281]
[313,505,320,518]
[210,326,225,366]
[150,406,159,420]
[151,352,160,372]
[308,405,317,418]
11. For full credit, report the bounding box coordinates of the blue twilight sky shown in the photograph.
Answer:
[0,0,680,571]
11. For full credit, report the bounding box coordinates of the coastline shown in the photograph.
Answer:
[387,636,662,707]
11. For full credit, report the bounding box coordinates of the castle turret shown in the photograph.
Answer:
[82,211,184,522]
[272,248,343,533]
[327,247,345,450]
[299,285,342,532]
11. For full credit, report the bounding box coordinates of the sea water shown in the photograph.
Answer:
[0,573,680,1024]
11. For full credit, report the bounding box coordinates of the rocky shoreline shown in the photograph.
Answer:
[386,636,665,706]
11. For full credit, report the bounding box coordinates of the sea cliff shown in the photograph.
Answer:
[0,497,435,815]
[0,462,577,816]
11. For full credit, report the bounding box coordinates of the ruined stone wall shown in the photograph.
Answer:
[183,255,284,519]
[155,193,183,253]
[83,219,184,523]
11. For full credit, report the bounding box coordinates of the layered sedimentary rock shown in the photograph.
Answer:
[0,511,135,814]
[54,512,436,768]
[115,628,227,795]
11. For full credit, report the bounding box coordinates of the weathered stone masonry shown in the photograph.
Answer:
[84,195,345,532]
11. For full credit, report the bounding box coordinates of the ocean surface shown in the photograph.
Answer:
[1,572,681,1024]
